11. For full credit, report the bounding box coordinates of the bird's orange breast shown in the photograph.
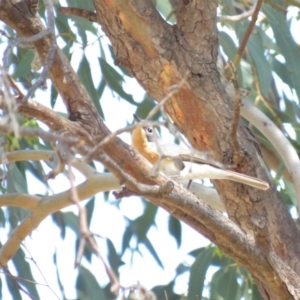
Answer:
[132,127,159,165]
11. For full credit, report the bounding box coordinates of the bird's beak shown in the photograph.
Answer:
[133,114,141,122]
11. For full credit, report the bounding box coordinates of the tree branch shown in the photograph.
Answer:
[241,99,300,211]
[59,7,98,23]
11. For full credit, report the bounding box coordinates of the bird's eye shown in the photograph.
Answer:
[146,127,153,133]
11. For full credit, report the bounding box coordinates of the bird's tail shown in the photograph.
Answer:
[221,170,269,190]
[176,164,269,190]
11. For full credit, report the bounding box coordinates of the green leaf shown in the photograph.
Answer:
[13,50,34,80]
[75,237,93,263]
[155,0,174,23]
[53,252,66,298]
[272,58,294,89]
[66,0,94,11]
[76,266,105,298]
[85,197,95,228]
[251,283,263,300]
[50,84,58,109]
[99,57,137,105]
[133,201,158,241]
[121,225,133,254]
[95,79,105,118]
[106,239,123,277]
[282,180,297,207]
[219,0,236,14]
[219,31,236,60]
[152,280,181,300]
[4,272,22,300]
[7,163,28,194]
[263,3,300,100]
[77,55,104,118]
[141,237,163,269]
[247,29,272,98]
[218,31,243,86]
[108,44,132,77]
[62,211,79,234]
[168,215,182,248]
[71,16,97,45]
[0,208,6,227]
[210,267,239,300]
[175,262,190,276]
[76,59,99,112]
[52,212,66,239]
[283,93,300,126]
[135,95,156,119]
[13,247,40,299]
[188,246,213,300]
[23,161,47,187]
[55,13,76,44]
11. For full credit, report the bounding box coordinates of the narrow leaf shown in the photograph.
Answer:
[168,216,182,248]
[76,265,105,298]
[13,247,39,299]
[188,247,213,300]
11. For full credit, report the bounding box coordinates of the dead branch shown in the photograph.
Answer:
[233,0,263,67]
[218,5,256,23]
[59,7,98,23]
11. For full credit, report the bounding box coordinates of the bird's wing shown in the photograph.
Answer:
[158,142,224,168]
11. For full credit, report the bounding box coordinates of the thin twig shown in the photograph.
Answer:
[59,7,98,23]
[228,60,242,164]
[3,30,50,70]
[85,120,166,161]
[0,123,80,146]
[1,266,37,300]
[0,29,12,40]
[45,142,67,180]
[233,0,263,67]
[164,290,169,300]
[218,5,255,23]
[97,150,174,197]
[21,0,57,103]
[21,244,61,300]
[0,65,20,137]
[146,71,190,121]
[4,70,25,98]
[67,161,120,295]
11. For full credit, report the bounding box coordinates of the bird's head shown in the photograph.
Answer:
[132,114,160,164]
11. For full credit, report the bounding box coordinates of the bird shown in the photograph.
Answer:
[131,114,269,190]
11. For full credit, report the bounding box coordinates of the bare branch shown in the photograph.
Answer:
[1,68,24,98]
[85,120,165,161]
[66,160,120,295]
[1,266,36,300]
[1,149,226,211]
[241,99,300,213]
[21,244,61,300]
[233,0,263,67]
[97,150,174,198]
[0,123,80,147]
[21,0,56,103]
[0,194,40,210]
[59,7,98,23]
[218,5,256,23]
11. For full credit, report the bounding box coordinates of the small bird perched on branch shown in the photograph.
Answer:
[131,114,269,190]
